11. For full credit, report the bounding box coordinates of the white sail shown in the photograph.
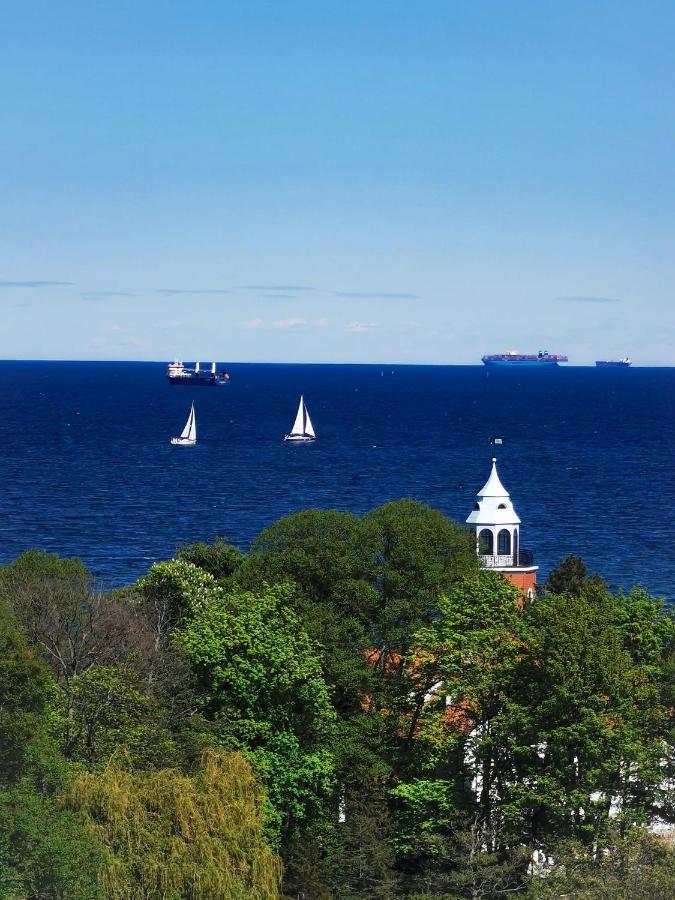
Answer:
[180,403,196,441]
[290,396,306,435]
[303,403,315,437]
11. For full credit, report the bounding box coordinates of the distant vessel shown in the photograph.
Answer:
[595,358,632,367]
[170,402,197,446]
[482,350,568,367]
[167,361,230,385]
[284,396,316,443]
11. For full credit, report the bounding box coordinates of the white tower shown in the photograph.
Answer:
[466,458,538,595]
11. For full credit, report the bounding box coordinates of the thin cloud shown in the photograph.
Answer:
[0,280,73,288]
[156,289,231,296]
[239,285,315,292]
[557,296,622,304]
[334,291,420,300]
[243,317,322,330]
[81,291,136,300]
[272,317,307,330]
[346,320,377,334]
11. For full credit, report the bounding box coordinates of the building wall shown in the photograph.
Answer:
[503,569,537,598]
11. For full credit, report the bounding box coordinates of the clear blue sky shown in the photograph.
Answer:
[2,1,673,364]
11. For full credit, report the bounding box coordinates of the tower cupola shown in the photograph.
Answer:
[466,457,538,596]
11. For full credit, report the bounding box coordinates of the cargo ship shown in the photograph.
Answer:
[482,350,568,367]
[595,358,632,368]
[167,361,230,385]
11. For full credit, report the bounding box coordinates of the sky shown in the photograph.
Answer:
[1,1,674,364]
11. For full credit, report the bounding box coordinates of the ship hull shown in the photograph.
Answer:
[167,376,229,386]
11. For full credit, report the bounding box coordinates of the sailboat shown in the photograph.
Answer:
[170,402,197,446]
[284,395,316,442]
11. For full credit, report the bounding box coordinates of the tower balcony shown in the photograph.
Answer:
[479,549,534,569]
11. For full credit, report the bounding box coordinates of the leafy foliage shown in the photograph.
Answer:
[1,522,673,898]
[63,749,282,899]
[176,535,244,580]
[0,598,104,898]
[141,560,337,841]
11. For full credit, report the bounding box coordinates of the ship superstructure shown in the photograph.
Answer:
[167,361,230,385]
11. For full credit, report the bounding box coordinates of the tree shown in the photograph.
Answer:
[66,663,183,769]
[0,781,104,900]
[389,573,528,879]
[176,535,243,580]
[0,551,156,754]
[360,499,480,655]
[330,781,400,899]
[140,561,337,841]
[544,554,603,596]
[510,587,668,848]
[528,829,675,899]
[0,599,104,898]
[0,599,50,782]
[237,503,480,738]
[63,749,282,899]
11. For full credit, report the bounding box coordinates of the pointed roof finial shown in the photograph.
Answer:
[477,457,509,498]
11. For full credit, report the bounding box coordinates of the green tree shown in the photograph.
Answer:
[544,554,603,596]
[360,499,480,654]
[140,561,337,841]
[63,749,282,899]
[389,572,528,878]
[0,551,156,755]
[176,535,243,580]
[331,782,400,899]
[528,829,675,900]
[66,663,182,769]
[511,587,668,847]
[0,599,104,898]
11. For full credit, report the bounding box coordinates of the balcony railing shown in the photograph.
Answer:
[479,549,534,568]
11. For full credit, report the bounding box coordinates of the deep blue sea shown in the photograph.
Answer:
[1,362,673,599]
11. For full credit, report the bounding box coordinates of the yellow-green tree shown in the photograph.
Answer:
[63,749,282,900]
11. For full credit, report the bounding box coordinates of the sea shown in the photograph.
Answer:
[1,361,673,600]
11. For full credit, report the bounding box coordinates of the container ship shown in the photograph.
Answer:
[167,361,230,385]
[481,350,568,367]
[595,358,632,368]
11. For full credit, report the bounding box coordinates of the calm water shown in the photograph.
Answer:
[0,362,673,598]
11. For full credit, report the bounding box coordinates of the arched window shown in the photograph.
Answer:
[512,529,519,563]
[497,529,511,555]
[478,529,493,554]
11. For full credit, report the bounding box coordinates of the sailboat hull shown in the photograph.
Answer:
[170,437,197,446]
[284,434,315,443]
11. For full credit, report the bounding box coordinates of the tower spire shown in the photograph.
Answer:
[466,455,538,598]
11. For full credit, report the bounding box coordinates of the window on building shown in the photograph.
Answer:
[497,529,511,555]
[479,529,493,554]
[513,529,519,563]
